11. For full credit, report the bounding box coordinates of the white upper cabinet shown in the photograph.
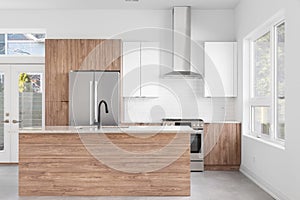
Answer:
[204,42,237,97]
[140,42,160,97]
[123,42,141,97]
[122,42,160,98]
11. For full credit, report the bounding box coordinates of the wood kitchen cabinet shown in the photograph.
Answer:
[204,123,241,170]
[204,42,237,97]
[122,41,160,97]
[45,39,122,125]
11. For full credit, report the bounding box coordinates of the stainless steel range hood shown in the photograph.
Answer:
[164,6,202,79]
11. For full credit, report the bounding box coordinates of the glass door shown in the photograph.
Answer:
[0,66,11,162]
[0,65,44,163]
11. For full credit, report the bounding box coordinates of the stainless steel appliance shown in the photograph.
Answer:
[162,118,204,172]
[163,6,202,79]
[69,70,119,126]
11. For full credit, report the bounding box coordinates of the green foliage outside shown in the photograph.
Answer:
[254,32,271,97]
[19,73,32,93]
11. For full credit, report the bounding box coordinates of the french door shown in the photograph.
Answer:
[0,64,44,163]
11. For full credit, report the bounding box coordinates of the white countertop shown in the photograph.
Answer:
[19,125,194,134]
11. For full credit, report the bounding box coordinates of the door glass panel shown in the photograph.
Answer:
[19,73,43,128]
[0,73,4,150]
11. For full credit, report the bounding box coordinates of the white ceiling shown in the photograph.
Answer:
[0,0,241,10]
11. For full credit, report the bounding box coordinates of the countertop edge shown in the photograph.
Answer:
[19,126,195,134]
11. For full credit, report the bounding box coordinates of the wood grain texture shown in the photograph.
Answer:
[204,123,241,171]
[19,132,190,196]
[45,39,122,125]
[45,101,69,126]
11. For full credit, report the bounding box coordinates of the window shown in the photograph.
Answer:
[0,34,5,55]
[0,32,45,56]
[249,18,285,142]
[253,32,272,98]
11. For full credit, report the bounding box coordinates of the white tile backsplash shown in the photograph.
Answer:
[123,79,237,123]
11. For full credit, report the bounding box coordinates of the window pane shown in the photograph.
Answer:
[7,33,45,56]
[252,106,271,135]
[0,34,5,55]
[276,22,285,140]
[19,73,43,128]
[253,32,272,97]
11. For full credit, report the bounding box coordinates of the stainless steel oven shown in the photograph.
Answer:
[162,119,204,172]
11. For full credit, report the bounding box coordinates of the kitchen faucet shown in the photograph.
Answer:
[97,100,109,128]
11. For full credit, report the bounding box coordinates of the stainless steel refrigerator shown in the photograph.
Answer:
[69,70,119,126]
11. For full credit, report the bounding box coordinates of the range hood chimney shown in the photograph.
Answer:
[164,6,202,79]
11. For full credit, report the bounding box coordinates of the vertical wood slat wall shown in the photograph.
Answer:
[45,39,122,126]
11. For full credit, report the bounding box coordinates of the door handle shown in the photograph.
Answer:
[1,119,9,124]
[12,120,22,124]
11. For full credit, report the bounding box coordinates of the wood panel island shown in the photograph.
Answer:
[19,126,192,196]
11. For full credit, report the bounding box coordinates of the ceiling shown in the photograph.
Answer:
[0,0,241,10]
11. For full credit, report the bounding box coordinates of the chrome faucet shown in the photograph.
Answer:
[97,100,109,128]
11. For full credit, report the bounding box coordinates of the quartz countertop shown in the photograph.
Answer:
[19,125,194,134]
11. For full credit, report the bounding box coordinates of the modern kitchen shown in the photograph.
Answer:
[0,0,300,200]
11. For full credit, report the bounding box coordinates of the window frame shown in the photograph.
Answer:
[274,20,286,142]
[247,15,285,145]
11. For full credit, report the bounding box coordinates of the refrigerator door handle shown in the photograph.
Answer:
[94,81,98,123]
[89,81,94,125]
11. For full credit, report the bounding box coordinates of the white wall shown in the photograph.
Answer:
[122,10,237,122]
[0,9,237,123]
[235,0,300,199]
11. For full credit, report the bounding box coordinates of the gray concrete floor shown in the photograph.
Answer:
[0,165,274,200]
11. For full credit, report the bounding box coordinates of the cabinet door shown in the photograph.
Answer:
[204,123,241,169]
[140,42,160,97]
[122,42,141,97]
[204,42,237,97]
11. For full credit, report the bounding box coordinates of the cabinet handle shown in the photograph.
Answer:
[1,119,9,124]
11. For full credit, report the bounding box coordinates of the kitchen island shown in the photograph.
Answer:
[19,126,192,196]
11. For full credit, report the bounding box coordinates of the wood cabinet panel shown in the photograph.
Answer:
[45,39,122,125]
[19,133,190,196]
[204,123,241,170]
[45,101,68,126]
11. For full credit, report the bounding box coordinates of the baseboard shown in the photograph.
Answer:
[240,165,289,200]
